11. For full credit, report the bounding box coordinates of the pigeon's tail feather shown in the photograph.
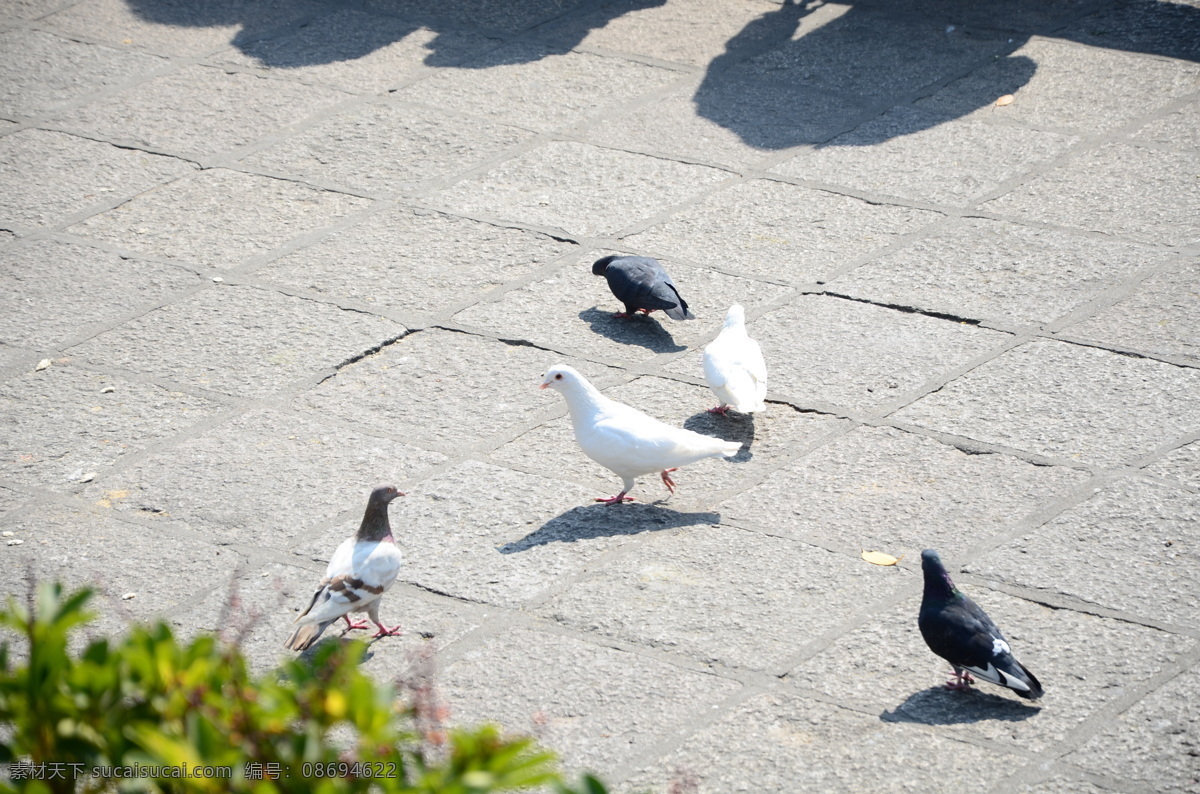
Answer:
[1011,662,1044,700]
[664,302,695,321]
[283,619,334,651]
[717,440,742,457]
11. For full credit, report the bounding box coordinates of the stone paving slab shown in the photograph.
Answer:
[434,141,732,238]
[80,408,446,546]
[982,142,1200,247]
[243,100,533,196]
[618,691,1025,793]
[728,7,1011,103]
[0,503,236,637]
[253,206,576,322]
[1131,100,1200,152]
[1144,440,1200,490]
[0,129,195,229]
[1068,666,1200,793]
[0,361,223,491]
[0,27,167,117]
[789,587,1196,753]
[68,168,372,268]
[748,295,1011,415]
[0,239,203,349]
[441,625,742,776]
[1063,260,1200,364]
[209,11,499,93]
[914,38,1200,134]
[39,0,327,56]
[720,425,1089,556]
[893,338,1200,467]
[531,0,780,68]
[538,524,913,671]
[966,477,1200,626]
[70,284,404,397]
[823,218,1167,328]
[395,43,684,133]
[297,329,611,452]
[582,75,868,170]
[2,0,1199,791]
[51,64,351,160]
[622,179,941,285]
[772,106,1080,206]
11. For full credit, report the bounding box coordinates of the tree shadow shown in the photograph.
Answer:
[683,411,756,461]
[123,0,667,69]
[498,503,719,554]
[881,685,1041,726]
[578,307,686,354]
[121,0,1197,145]
[691,0,1196,150]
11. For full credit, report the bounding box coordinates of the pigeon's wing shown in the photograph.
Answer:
[295,540,402,626]
[922,599,1043,698]
[649,266,694,321]
[605,259,682,313]
[744,337,768,385]
[581,402,738,474]
[705,332,766,410]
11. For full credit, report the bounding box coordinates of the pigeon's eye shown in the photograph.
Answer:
[555,373,563,380]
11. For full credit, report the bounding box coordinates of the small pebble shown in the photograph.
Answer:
[80,472,96,483]
[212,276,224,283]
[7,539,23,546]
[121,592,137,600]
[35,359,52,371]
[100,386,116,394]
[1,531,12,537]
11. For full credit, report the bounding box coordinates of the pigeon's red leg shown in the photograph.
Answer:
[707,405,731,415]
[639,308,653,315]
[613,311,632,319]
[944,670,973,691]
[595,492,634,505]
[660,468,678,494]
[370,622,402,639]
[343,615,371,631]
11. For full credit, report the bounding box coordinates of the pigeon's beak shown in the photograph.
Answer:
[539,381,549,390]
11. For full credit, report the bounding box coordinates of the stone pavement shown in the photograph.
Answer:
[2,0,1199,790]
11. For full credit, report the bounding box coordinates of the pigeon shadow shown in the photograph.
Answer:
[880,685,1041,726]
[683,411,756,461]
[498,503,720,554]
[578,307,687,354]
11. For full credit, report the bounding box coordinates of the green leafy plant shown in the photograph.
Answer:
[0,582,608,794]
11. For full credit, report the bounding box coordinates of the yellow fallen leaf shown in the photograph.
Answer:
[861,550,903,566]
[996,94,1015,107]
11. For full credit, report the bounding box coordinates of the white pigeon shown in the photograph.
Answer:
[284,485,406,651]
[540,365,743,504]
[703,304,767,415]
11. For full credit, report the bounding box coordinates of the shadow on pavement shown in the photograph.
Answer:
[498,502,719,553]
[578,307,687,354]
[881,685,1041,725]
[121,0,1199,143]
[683,410,756,460]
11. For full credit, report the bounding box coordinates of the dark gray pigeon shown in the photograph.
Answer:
[592,255,695,321]
[918,549,1043,700]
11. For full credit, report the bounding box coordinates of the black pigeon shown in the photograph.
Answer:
[918,549,1043,700]
[592,255,695,321]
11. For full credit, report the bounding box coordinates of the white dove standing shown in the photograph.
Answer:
[541,365,742,505]
[284,485,406,651]
[703,304,767,416]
